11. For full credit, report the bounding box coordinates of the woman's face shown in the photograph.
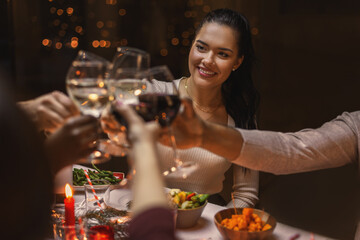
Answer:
[188,22,243,89]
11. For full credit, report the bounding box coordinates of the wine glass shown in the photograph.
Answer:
[110,46,150,73]
[104,47,151,156]
[66,50,111,164]
[111,65,198,178]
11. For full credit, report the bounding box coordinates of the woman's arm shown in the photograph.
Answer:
[165,99,358,175]
[114,103,169,216]
[228,167,259,208]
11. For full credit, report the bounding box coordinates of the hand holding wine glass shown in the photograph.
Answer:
[111,65,198,178]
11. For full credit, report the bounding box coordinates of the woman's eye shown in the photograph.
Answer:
[218,52,229,58]
[196,45,205,51]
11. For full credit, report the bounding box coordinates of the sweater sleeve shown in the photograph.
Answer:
[234,112,360,175]
[227,166,259,208]
[129,207,176,240]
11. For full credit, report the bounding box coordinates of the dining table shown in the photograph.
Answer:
[68,164,336,240]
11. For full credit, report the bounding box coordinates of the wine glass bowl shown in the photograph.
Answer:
[66,62,110,118]
[66,50,112,164]
[110,46,150,74]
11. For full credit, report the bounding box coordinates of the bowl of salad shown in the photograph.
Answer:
[168,189,209,228]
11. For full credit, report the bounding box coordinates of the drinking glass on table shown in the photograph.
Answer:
[110,65,198,178]
[66,50,111,164]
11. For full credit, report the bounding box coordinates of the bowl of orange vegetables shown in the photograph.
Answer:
[214,208,276,240]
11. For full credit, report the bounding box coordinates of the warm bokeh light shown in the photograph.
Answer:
[75,26,83,34]
[50,7,56,14]
[134,89,142,96]
[65,184,73,198]
[171,38,179,46]
[89,93,99,101]
[57,9,64,16]
[96,21,104,29]
[42,39,50,46]
[55,42,62,49]
[94,151,102,157]
[105,40,111,48]
[92,40,100,48]
[118,9,126,16]
[71,40,78,48]
[66,7,74,15]
[98,81,105,88]
[160,48,168,56]
[99,40,106,47]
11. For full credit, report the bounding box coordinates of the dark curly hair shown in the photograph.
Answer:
[195,8,259,129]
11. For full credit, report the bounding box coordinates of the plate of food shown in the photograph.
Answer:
[72,163,125,191]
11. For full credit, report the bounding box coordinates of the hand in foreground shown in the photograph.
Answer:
[100,105,124,135]
[158,98,205,149]
[113,102,160,144]
[44,115,99,173]
[17,91,79,133]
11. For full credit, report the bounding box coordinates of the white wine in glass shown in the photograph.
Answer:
[66,50,111,164]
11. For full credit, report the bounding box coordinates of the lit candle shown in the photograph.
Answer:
[64,183,75,226]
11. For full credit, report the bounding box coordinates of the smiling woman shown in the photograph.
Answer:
[156,8,260,209]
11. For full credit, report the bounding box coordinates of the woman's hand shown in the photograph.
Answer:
[17,91,80,133]
[100,105,123,135]
[159,98,205,149]
[44,115,99,173]
[113,102,160,144]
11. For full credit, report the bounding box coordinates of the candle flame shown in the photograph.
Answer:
[65,184,73,198]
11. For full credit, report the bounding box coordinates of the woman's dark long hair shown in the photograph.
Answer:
[196,8,259,129]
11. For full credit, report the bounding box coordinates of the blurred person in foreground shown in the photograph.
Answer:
[0,69,99,239]
[113,102,176,240]
[17,91,99,172]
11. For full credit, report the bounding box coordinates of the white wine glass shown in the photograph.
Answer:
[104,47,150,156]
[66,50,111,164]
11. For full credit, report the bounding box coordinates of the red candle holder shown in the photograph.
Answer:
[89,225,115,240]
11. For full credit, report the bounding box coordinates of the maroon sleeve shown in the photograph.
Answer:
[129,207,176,240]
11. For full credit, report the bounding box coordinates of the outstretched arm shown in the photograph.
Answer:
[165,99,358,174]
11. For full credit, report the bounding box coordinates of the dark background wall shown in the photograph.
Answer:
[1,0,359,239]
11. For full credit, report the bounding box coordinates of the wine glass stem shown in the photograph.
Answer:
[169,126,182,168]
